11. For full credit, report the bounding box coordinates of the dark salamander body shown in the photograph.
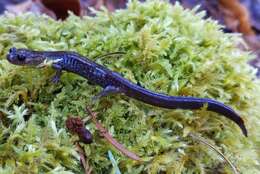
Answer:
[6,47,248,136]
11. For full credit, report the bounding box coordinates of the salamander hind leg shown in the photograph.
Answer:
[92,86,121,101]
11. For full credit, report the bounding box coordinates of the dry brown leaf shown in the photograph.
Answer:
[40,0,81,20]
[219,0,255,35]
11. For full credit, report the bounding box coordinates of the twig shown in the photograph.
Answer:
[75,142,92,174]
[85,106,141,161]
[93,51,126,60]
[189,133,240,174]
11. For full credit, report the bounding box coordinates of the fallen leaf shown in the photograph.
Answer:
[40,0,81,20]
[219,0,255,35]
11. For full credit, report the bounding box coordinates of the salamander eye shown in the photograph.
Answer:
[17,55,26,61]
[9,47,16,54]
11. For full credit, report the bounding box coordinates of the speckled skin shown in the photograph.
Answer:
[7,47,247,136]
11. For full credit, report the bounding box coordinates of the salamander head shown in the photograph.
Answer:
[7,47,45,66]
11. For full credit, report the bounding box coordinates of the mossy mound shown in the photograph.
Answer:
[0,0,259,173]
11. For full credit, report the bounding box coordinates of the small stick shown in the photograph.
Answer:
[75,142,93,174]
[93,51,126,59]
[86,106,141,161]
[189,133,240,174]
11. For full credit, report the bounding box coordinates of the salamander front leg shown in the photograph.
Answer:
[92,86,121,101]
[51,64,63,83]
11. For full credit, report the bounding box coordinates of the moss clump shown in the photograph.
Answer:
[0,0,260,173]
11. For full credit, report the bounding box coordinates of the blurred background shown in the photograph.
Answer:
[1,0,260,76]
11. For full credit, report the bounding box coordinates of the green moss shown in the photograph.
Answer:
[0,0,260,173]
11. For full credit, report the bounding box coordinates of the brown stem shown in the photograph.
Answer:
[75,142,93,174]
[189,133,240,174]
[85,106,141,161]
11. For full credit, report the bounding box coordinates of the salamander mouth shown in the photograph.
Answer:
[6,53,22,65]
[6,53,13,63]
[7,48,16,63]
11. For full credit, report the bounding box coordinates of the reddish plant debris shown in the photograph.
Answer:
[6,0,81,20]
[66,116,93,144]
[66,116,84,133]
[75,142,93,174]
[40,0,81,20]
[85,106,142,161]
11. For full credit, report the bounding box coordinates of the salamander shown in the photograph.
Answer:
[6,47,248,136]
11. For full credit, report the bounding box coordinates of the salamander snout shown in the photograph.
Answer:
[9,47,17,55]
[6,47,44,66]
[7,47,27,65]
[7,47,16,62]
